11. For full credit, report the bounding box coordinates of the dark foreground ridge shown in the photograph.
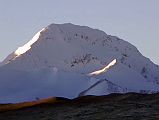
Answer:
[1,93,159,120]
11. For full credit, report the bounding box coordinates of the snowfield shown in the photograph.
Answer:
[0,23,159,103]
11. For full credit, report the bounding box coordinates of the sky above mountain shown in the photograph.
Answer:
[0,0,159,64]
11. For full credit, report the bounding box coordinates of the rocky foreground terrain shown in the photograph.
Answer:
[0,93,159,120]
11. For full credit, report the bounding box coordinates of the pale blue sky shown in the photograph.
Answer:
[0,0,159,64]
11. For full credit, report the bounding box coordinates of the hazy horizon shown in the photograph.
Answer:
[0,0,159,65]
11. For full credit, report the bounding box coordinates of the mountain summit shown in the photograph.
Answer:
[0,23,159,103]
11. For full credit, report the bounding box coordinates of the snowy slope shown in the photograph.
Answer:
[79,79,127,96]
[0,67,93,103]
[0,23,159,103]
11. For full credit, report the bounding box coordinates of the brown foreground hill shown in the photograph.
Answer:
[0,93,159,120]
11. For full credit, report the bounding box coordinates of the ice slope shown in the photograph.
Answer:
[0,23,159,103]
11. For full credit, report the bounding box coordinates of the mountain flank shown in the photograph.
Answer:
[0,23,159,103]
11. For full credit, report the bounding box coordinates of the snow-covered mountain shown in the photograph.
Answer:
[0,23,159,103]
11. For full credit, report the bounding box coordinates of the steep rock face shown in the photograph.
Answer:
[0,23,159,103]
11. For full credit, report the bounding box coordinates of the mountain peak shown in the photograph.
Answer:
[0,23,159,103]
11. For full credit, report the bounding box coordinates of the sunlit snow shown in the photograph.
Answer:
[88,59,117,76]
[15,28,45,56]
